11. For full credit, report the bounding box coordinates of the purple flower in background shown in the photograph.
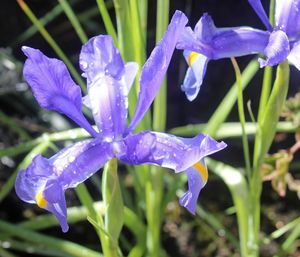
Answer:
[15,11,226,232]
[177,0,299,101]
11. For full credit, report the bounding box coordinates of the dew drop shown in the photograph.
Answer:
[80,61,88,69]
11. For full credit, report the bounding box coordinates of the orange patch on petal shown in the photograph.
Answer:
[193,162,208,183]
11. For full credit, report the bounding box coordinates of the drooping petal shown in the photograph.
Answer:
[181,50,210,101]
[258,30,290,67]
[248,0,273,31]
[118,131,226,172]
[22,47,97,137]
[15,138,114,232]
[127,11,188,133]
[15,155,69,231]
[22,46,97,137]
[49,139,114,187]
[177,13,270,60]
[80,36,137,140]
[288,40,300,70]
[275,0,300,37]
[179,160,208,214]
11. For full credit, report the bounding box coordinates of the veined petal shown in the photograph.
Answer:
[275,0,300,37]
[118,131,226,172]
[177,13,270,60]
[288,40,300,70]
[248,0,272,31]
[258,30,290,67]
[181,50,210,101]
[127,11,188,133]
[80,36,137,140]
[179,160,208,214]
[15,138,114,232]
[22,47,97,137]
[79,35,124,83]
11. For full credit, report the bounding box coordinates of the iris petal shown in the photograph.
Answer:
[119,132,225,214]
[248,0,272,31]
[177,13,270,60]
[181,50,209,101]
[179,160,207,214]
[119,131,226,172]
[258,30,290,67]
[288,40,300,70]
[80,36,137,140]
[79,35,124,82]
[275,0,300,37]
[15,138,114,232]
[128,10,188,132]
[22,47,97,137]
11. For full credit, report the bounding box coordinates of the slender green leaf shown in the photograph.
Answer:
[169,121,297,138]
[0,110,31,141]
[17,0,86,93]
[204,59,259,137]
[231,58,251,178]
[206,158,250,257]
[58,0,88,43]
[0,220,101,257]
[102,159,124,247]
[95,0,118,44]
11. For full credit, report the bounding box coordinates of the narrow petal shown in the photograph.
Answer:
[80,36,137,140]
[248,0,273,31]
[258,30,290,67]
[275,0,300,37]
[288,40,300,70]
[127,11,188,133]
[118,131,226,172]
[15,138,114,232]
[177,13,270,60]
[22,47,97,137]
[181,50,210,101]
[179,160,208,214]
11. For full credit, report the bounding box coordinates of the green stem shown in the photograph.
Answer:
[145,2,169,257]
[0,220,101,257]
[95,0,118,45]
[250,61,290,257]
[231,58,251,179]
[101,158,123,257]
[58,0,88,43]
[17,0,86,93]
[170,121,297,138]
[0,110,31,141]
[257,66,272,123]
[204,59,259,137]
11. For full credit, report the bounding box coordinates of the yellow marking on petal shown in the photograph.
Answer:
[188,52,200,66]
[193,162,208,183]
[36,190,47,208]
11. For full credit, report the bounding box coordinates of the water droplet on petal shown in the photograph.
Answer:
[80,61,88,69]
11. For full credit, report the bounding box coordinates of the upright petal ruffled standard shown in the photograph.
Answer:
[128,10,188,132]
[80,36,138,141]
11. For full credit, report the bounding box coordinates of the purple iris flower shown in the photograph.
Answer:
[177,0,299,101]
[15,11,226,232]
